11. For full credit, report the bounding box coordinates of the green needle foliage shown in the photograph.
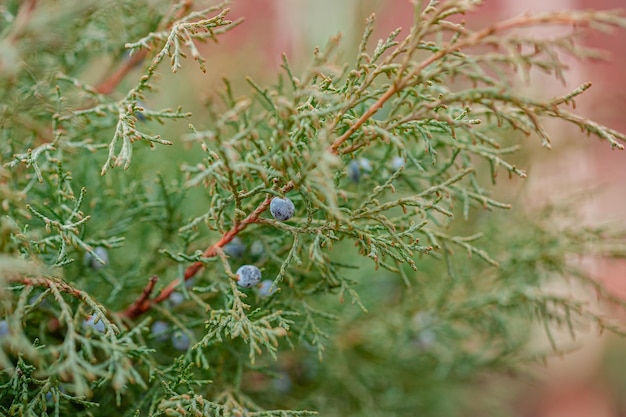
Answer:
[2,0,626,416]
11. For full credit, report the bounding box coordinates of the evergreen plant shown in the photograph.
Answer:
[2,1,626,416]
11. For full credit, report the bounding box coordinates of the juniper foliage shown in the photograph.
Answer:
[1,0,626,416]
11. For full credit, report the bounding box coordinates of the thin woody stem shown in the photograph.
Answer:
[95,50,147,95]
[121,192,280,320]
[95,1,193,95]
[153,195,273,302]
[122,275,158,318]
[8,0,38,41]
[329,11,602,154]
[329,84,401,154]
[13,276,86,299]
[10,275,99,332]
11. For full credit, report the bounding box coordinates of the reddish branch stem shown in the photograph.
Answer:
[328,11,597,155]
[95,50,147,95]
[12,275,94,331]
[121,194,275,320]
[329,84,400,154]
[94,0,192,95]
[16,276,85,299]
[9,0,38,41]
[123,275,158,317]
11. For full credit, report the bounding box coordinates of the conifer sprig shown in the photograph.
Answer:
[2,1,626,416]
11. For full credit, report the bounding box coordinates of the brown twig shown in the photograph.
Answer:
[94,0,194,95]
[157,197,272,298]
[95,50,147,95]
[15,275,85,299]
[122,275,158,317]
[121,194,277,320]
[8,0,38,41]
[328,11,615,155]
[10,275,97,332]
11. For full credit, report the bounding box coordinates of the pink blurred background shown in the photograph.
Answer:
[200,1,626,415]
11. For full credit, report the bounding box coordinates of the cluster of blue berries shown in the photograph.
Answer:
[150,320,191,351]
[347,158,373,183]
[224,236,246,258]
[221,196,296,291]
[197,196,295,296]
[347,156,407,183]
[225,237,266,259]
